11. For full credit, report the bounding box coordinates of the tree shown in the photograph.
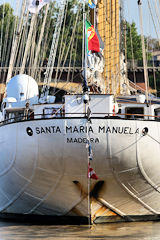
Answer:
[125,21,152,61]
[0,3,16,67]
[126,21,143,60]
[55,0,83,67]
[147,37,160,51]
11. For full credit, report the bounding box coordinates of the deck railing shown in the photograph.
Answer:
[1,111,160,126]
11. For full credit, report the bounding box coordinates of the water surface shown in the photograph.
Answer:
[0,221,160,239]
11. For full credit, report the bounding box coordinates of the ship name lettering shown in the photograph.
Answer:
[67,137,99,144]
[98,126,139,134]
[66,125,93,133]
[35,126,61,134]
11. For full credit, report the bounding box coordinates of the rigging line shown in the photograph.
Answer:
[29,14,38,75]
[58,10,75,66]
[147,0,160,45]
[20,13,37,74]
[129,23,137,86]
[147,0,158,102]
[15,15,28,72]
[43,0,67,94]
[1,4,12,67]
[57,6,82,83]
[71,16,80,83]
[14,6,28,70]
[145,7,152,106]
[5,16,17,68]
[35,5,49,72]
[0,2,5,67]
[125,3,136,86]
[147,134,160,145]
[15,9,29,71]
[4,5,15,67]
[154,0,160,31]
[29,22,37,76]
[55,1,76,79]
[149,15,157,97]
[6,0,25,82]
[36,5,54,82]
[67,9,81,83]
[33,4,50,78]
[54,0,69,84]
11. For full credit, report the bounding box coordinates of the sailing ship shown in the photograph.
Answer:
[1,0,160,224]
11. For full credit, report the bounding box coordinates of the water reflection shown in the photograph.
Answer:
[0,221,160,239]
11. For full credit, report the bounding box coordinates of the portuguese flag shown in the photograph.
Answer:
[85,20,100,53]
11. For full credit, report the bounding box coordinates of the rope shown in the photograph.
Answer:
[67,9,81,82]
[15,10,30,72]
[20,13,37,74]
[0,3,5,68]
[42,0,67,95]
[147,0,160,44]
[36,4,54,82]
[32,4,50,78]
[71,17,80,82]
[129,23,137,86]
[147,134,160,145]
[1,4,12,67]
[149,18,158,97]
[14,7,29,72]
[54,0,69,85]
[57,5,82,83]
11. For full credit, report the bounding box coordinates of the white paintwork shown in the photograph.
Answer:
[0,117,160,218]
[6,74,39,102]
[136,94,146,103]
[1,93,160,220]
[65,94,114,117]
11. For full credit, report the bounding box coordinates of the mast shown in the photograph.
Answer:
[138,0,149,104]
[83,2,88,93]
[97,0,120,94]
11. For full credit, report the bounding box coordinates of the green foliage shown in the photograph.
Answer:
[147,36,160,51]
[0,3,14,21]
[126,21,143,60]
[35,0,83,66]
[56,0,83,67]
[35,1,57,59]
[0,3,16,66]
[126,21,152,61]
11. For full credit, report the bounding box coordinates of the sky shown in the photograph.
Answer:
[124,0,158,39]
[2,0,159,38]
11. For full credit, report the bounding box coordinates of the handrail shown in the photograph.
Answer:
[1,111,160,126]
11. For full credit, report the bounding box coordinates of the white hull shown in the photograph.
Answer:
[1,117,160,222]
